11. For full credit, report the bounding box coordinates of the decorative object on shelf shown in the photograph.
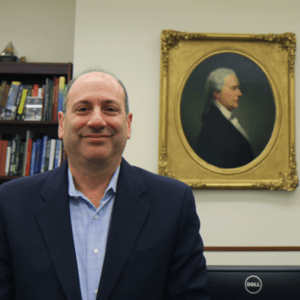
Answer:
[0,42,18,62]
[158,30,297,191]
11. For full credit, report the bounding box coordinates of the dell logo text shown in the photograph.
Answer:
[245,275,262,294]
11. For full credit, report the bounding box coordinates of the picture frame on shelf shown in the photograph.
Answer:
[158,30,297,191]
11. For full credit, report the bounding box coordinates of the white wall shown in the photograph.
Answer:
[73,0,300,266]
[0,0,76,63]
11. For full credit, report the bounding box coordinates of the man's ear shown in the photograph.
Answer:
[213,91,220,100]
[58,111,65,140]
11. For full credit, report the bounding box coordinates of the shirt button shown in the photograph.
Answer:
[95,289,98,294]
[94,215,98,219]
[94,249,99,254]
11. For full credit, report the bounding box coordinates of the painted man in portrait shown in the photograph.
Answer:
[195,68,255,168]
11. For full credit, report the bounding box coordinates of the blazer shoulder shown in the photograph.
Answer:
[132,165,190,192]
[0,163,67,207]
[0,171,49,193]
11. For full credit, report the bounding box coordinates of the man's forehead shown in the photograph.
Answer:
[69,71,124,97]
[225,74,239,85]
[74,72,120,87]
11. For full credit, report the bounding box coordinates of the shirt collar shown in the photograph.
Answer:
[68,165,120,201]
[213,100,232,120]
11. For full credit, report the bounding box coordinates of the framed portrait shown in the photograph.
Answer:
[158,30,298,191]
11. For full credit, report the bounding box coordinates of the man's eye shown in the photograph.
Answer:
[77,107,88,112]
[106,107,118,112]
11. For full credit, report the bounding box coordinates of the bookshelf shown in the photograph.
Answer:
[0,62,73,184]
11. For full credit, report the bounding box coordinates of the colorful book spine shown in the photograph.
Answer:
[34,139,43,174]
[31,84,39,97]
[0,81,8,107]
[40,135,49,173]
[6,81,21,106]
[30,141,37,176]
[9,134,21,176]
[5,141,12,176]
[1,140,9,176]
[16,89,28,121]
[24,138,33,177]
[57,76,66,114]
[48,139,56,171]
[52,77,59,121]
[54,139,63,169]
[22,130,34,176]
[43,78,53,121]
[16,142,25,176]
[0,140,4,176]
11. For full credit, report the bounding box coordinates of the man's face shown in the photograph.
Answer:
[58,72,132,168]
[214,74,242,111]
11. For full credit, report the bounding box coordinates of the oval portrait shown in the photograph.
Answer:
[180,52,276,169]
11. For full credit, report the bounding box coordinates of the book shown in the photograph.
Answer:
[48,80,55,121]
[22,130,35,176]
[30,141,37,176]
[5,141,12,176]
[44,138,52,172]
[54,139,63,169]
[47,139,56,171]
[16,142,25,176]
[0,84,11,119]
[1,84,11,107]
[51,77,59,121]
[57,76,66,114]
[0,81,21,120]
[31,84,39,97]
[23,97,43,121]
[43,78,53,121]
[33,139,43,174]
[24,138,33,177]
[15,88,28,121]
[9,134,21,176]
[0,140,5,176]
[40,135,49,173]
[6,81,21,106]
[1,140,9,176]
[0,81,8,107]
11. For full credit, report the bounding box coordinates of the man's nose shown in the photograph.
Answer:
[87,109,106,127]
[238,89,242,96]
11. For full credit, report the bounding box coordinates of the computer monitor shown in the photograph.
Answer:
[207,265,300,299]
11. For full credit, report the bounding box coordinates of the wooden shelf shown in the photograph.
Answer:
[0,62,73,82]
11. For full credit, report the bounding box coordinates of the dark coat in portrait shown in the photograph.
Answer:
[195,104,254,168]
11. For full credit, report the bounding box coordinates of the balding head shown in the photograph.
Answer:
[62,69,129,115]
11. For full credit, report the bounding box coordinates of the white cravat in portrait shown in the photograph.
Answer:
[230,117,249,140]
[213,100,249,140]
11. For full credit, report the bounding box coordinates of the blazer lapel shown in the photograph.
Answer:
[97,159,149,300]
[34,160,82,300]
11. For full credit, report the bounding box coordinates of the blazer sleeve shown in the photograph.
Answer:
[0,215,15,300]
[164,187,210,300]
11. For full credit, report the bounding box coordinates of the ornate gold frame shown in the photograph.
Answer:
[158,30,298,191]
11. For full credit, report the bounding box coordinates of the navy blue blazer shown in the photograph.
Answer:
[196,105,254,168]
[0,158,209,300]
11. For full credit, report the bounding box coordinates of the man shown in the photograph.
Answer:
[0,70,209,299]
[195,68,254,168]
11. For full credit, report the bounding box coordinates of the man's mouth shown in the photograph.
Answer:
[82,134,111,142]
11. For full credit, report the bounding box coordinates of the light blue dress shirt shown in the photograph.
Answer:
[68,166,120,300]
